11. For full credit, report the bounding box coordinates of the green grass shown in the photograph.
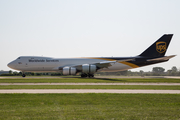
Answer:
[0,94,179,120]
[0,78,180,83]
[1,85,180,90]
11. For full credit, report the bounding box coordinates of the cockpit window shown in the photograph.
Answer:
[17,57,20,59]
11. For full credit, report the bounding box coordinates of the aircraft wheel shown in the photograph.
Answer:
[81,73,88,78]
[22,74,26,77]
[81,74,84,78]
[88,74,94,78]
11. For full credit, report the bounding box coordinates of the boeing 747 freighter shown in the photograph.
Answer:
[8,34,175,77]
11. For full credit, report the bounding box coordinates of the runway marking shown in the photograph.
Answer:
[0,89,180,94]
[1,83,180,85]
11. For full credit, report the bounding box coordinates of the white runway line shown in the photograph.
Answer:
[1,83,180,85]
[0,89,180,94]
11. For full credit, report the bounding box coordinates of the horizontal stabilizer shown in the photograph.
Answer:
[147,55,176,62]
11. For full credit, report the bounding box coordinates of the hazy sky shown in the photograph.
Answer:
[0,0,180,72]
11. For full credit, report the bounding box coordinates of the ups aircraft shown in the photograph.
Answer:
[8,34,175,77]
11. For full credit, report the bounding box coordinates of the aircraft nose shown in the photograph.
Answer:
[7,61,16,69]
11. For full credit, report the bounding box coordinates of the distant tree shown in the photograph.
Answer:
[51,73,62,76]
[36,73,42,76]
[171,66,178,76]
[152,67,165,76]
[13,71,19,76]
[152,67,165,73]
[9,70,12,74]
[167,70,172,75]
[140,70,144,77]
[127,70,132,76]
[31,72,35,76]
[19,72,22,75]
[119,70,128,76]
[171,66,178,72]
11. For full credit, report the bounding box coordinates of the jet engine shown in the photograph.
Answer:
[82,64,96,74]
[62,64,96,76]
[63,67,77,75]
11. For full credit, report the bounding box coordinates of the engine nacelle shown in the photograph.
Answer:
[82,64,96,74]
[63,67,76,75]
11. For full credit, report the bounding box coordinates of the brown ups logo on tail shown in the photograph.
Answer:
[156,42,166,53]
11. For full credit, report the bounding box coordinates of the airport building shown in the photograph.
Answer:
[0,71,9,75]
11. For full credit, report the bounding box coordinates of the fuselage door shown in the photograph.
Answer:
[25,63,28,67]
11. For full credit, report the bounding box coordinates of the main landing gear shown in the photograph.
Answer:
[81,73,94,78]
[22,72,26,77]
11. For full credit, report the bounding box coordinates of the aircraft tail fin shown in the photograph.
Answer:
[139,34,173,57]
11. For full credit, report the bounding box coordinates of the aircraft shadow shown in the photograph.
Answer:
[59,76,126,82]
[93,78,126,82]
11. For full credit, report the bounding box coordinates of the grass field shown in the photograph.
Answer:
[0,94,179,120]
[0,77,179,119]
[1,85,180,90]
[1,78,180,83]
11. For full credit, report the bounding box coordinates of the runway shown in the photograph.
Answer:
[0,89,180,94]
[1,83,180,85]
[1,76,179,94]
[1,76,180,79]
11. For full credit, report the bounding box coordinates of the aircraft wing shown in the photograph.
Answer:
[147,55,176,62]
[56,58,134,71]
[95,59,134,68]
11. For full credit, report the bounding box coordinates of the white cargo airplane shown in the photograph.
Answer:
[8,34,175,77]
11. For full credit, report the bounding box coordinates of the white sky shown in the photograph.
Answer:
[0,0,180,72]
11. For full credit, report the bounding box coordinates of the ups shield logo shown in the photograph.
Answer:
[156,42,166,53]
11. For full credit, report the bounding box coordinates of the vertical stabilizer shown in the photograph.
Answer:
[139,34,173,57]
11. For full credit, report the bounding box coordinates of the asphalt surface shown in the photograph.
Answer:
[1,76,180,79]
[0,89,180,94]
[1,83,180,85]
[1,76,180,94]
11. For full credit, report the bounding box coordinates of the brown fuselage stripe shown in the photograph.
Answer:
[82,57,139,68]
[120,61,139,68]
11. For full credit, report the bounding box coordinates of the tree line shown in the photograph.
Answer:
[96,66,180,76]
